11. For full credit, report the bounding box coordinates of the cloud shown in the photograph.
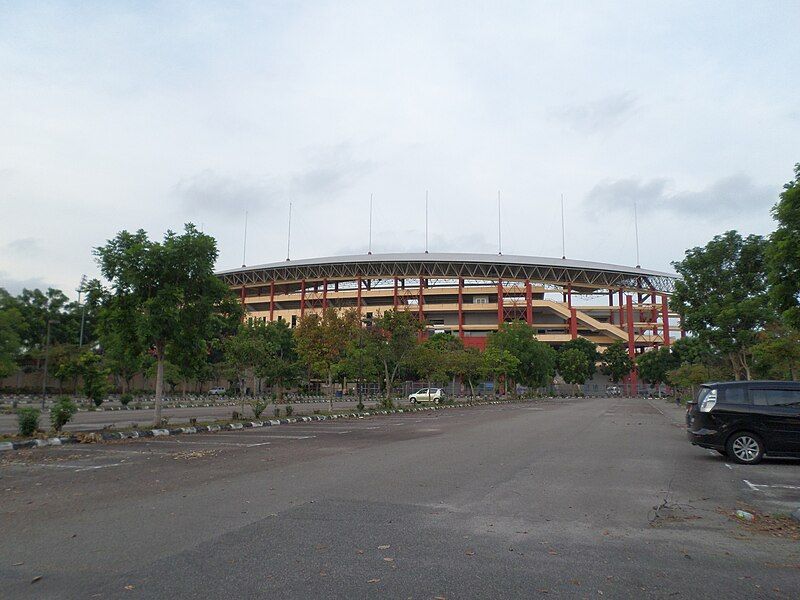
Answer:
[4,237,43,255]
[175,148,376,218]
[174,170,281,216]
[292,145,376,199]
[551,92,639,134]
[0,271,53,295]
[584,174,775,218]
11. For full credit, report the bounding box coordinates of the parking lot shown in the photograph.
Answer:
[2,397,799,599]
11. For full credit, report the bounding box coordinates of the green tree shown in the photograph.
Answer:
[672,231,772,380]
[450,347,484,397]
[222,324,272,410]
[481,346,520,395]
[667,363,726,400]
[0,291,24,378]
[95,225,241,424]
[78,352,111,407]
[52,344,83,393]
[750,323,800,381]
[602,341,633,383]
[636,347,679,396]
[487,321,557,388]
[295,308,361,412]
[369,310,422,403]
[559,338,599,379]
[766,164,800,329]
[255,319,299,401]
[558,348,590,393]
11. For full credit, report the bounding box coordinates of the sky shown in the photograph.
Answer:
[1,1,799,297]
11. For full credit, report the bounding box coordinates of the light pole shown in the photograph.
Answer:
[41,319,55,409]
[77,275,87,347]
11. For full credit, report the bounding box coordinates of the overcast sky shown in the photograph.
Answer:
[2,1,799,297]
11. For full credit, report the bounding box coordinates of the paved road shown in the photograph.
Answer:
[2,397,798,599]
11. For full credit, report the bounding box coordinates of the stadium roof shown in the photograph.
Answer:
[217,252,678,293]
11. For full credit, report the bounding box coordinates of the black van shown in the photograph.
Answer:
[686,380,800,464]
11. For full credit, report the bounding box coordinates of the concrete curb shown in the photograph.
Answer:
[0,397,548,453]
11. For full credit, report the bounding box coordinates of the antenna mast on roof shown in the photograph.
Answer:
[368,193,373,255]
[497,190,502,255]
[560,194,566,259]
[425,190,429,254]
[241,209,248,267]
[286,201,292,262]
[634,197,641,268]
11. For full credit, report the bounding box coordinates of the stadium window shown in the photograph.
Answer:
[473,296,489,304]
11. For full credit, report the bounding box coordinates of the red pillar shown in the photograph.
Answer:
[418,276,425,340]
[618,288,624,329]
[525,279,533,325]
[458,278,464,339]
[626,295,638,393]
[393,277,399,309]
[269,281,275,321]
[322,278,328,310]
[567,284,573,309]
[300,279,306,318]
[661,293,671,346]
[651,291,658,345]
[497,280,504,324]
[569,307,578,339]
[356,276,362,315]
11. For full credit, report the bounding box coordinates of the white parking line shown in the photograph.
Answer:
[74,463,125,472]
[743,479,800,491]
[169,439,271,447]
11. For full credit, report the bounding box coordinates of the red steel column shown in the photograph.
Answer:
[608,290,614,326]
[300,279,306,318]
[661,293,671,346]
[651,291,659,345]
[567,284,573,309]
[322,278,328,310]
[269,281,275,321]
[569,307,578,339]
[626,295,638,393]
[458,278,464,339]
[618,288,624,329]
[497,280,504,324]
[356,276,362,315]
[418,276,425,339]
[393,277,399,309]
[525,279,533,325]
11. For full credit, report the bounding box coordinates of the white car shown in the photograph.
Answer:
[208,387,226,395]
[408,388,444,403]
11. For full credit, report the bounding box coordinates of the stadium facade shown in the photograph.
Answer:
[217,253,681,387]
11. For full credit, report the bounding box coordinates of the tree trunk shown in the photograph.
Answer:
[468,379,474,398]
[154,354,164,426]
[328,369,334,413]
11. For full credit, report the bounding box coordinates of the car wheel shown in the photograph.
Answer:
[409,398,415,404]
[726,432,764,465]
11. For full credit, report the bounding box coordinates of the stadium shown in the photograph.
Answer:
[217,253,681,388]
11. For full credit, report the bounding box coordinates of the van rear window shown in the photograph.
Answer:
[723,387,748,404]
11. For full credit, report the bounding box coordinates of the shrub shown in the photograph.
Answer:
[250,398,268,419]
[17,407,40,437]
[50,397,77,432]
[120,393,133,406]
[285,405,293,417]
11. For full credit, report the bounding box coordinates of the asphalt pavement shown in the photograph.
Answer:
[2,397,798,599]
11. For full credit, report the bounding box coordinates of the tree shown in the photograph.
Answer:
[334,326,381,395]
[370,310,422,403]
[450,347,484,397]
[766,164,800,329]
[222,324,273,410]
[558,348,590,393]
[672,231,772,380]
[95,225,241,424]
[487,321,557,388]
[52,344,83,393]
[410,340,451,394]
[78,352,111,407]
[255,319,299,401]
[559,338,599,379]
[481,346,520,395]
[295,307,361,412]
[0,291,24,378]
[751,323,800,381]
[602,341,633,383]
[636,347,679,396]
[667,363,726,400]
